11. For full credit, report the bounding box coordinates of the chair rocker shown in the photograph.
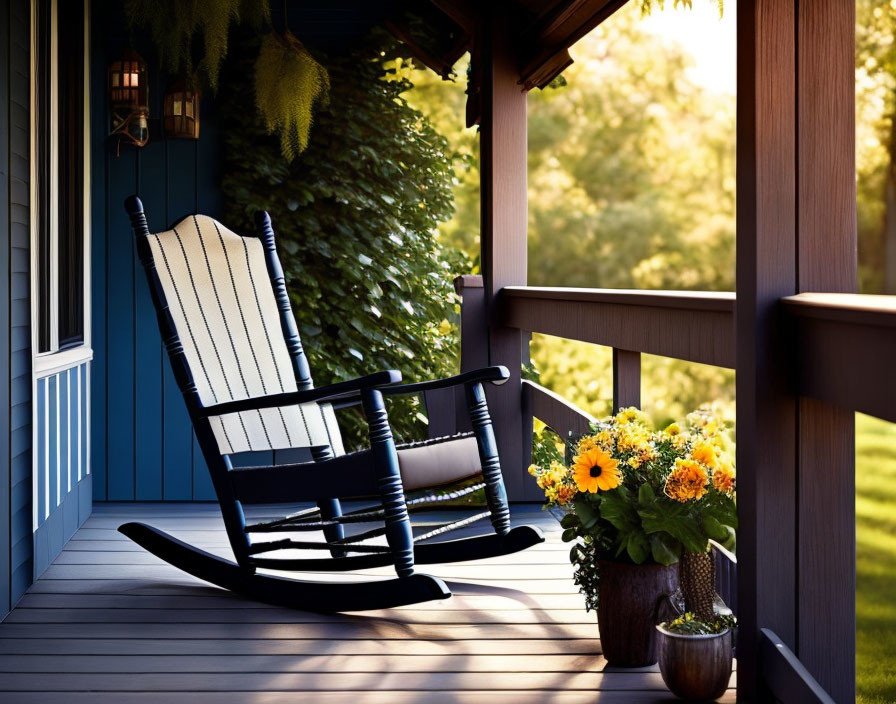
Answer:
[120,195,544,612]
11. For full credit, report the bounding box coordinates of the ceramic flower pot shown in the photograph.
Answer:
[597,560,678,666]
[656,626,733,701]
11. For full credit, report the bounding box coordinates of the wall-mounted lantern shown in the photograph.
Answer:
[108,49,149,147]
[163,77,200,139]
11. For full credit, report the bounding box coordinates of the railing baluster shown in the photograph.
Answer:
[454,275,486,434]
[612,348,641,411]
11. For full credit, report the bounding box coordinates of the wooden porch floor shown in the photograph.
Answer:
[0,503,734,703]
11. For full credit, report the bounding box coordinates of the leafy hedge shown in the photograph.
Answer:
[218,32,470,447]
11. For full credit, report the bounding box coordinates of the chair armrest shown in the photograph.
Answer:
[379,366,509,396]
[195,369,402,418]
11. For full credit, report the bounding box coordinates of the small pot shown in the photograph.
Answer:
[656,625,733,701]
[597,561,678,667]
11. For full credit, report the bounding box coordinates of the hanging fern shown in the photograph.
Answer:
[639,0,724,17]
[255,32,330,161]
[124,0,270,90]
[123,0,328,160]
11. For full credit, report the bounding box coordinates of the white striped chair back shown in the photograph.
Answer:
[147,214,344,456]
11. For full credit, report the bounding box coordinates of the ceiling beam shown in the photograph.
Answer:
[518,0,627,89]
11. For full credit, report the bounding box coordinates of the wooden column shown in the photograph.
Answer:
[795,2,856,701]
[738,1,856,701]
[736,0,798,699]
[479,3,533,500]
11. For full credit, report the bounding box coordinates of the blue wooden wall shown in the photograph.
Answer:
[1,0,35,617]
[90,0,223,501]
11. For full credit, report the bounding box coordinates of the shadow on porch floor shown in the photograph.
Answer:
[0,503,734,702]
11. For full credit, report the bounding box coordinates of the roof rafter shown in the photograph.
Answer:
[518,0,628,89]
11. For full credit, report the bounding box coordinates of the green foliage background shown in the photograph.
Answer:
[217,32,470,447]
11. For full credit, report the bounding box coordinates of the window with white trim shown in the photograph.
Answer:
[33,0,86,354]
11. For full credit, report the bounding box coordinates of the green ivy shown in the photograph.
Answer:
[217,31,471,449]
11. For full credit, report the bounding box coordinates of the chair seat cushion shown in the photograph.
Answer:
[396,434,482,492]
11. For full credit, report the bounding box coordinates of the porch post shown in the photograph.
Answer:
[795,2,856,700]
[738,1,856,701]
[479,2,533,500]
[736,2,798,699]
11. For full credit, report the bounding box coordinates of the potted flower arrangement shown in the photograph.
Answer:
[656,612,736,701]
[528,406,737,667]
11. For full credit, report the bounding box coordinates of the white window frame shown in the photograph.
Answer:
[30,0,93,377]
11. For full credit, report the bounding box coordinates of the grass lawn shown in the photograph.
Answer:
[856,413,896,704]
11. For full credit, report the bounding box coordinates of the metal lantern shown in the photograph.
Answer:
[108,49,149,147]
[163,78,200,139]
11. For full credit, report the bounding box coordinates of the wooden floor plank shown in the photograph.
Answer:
[0,637,604,656]
[0,503,736,701]
[0,670,731,691]
[0,691,735,704]
[3,607,594,625]
[14,592,589,611]
[0,653,619,673]
[0,621,599,640]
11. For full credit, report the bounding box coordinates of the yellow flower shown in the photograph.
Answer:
[615,407,646,425]
[617,424,651,453]
[576,435,598,454]
[664,459,709,502]
[537,472,557,490]
[572,447,621,493]
[665,422,682,436]
[690,442,718,470]
[702,420,720,438]
[527,464,539,477]
[437,319,453,336]
[713,463,736,494]
[595,429,614,449]
[671,432,690,450]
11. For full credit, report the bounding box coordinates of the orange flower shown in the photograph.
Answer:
[690,442,718,470]
[555,485,577,506]
[572,447,621,493]
[713,463,736,494]
[665,459,709,502]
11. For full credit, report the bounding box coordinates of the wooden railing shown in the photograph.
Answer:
[782,293,896,424]
[500,286,736,367]
[760,629,836,704]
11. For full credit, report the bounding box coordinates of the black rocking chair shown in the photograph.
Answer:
[120,196,544,612]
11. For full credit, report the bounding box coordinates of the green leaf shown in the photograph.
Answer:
[638,482,655,504]
[638,497,708,554]
[702,495,739,530]
[560,513,580,529]
[561,528,578,543]
[597,488,638,532]
[650,532,681,565]
[626,530,650,564]
[574,497,601,531]
[720,525,737,552]
[701,515,729,542]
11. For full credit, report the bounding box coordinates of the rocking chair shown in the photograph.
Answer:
[120,196,544,612]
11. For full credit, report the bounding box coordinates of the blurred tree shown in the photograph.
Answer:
[856,0,896,294]
[404,2,737,423]
[526,4,735,291]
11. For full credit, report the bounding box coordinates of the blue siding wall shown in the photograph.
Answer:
[1,0,34,618]
[0,0,11,618]
[90,0,222,501]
